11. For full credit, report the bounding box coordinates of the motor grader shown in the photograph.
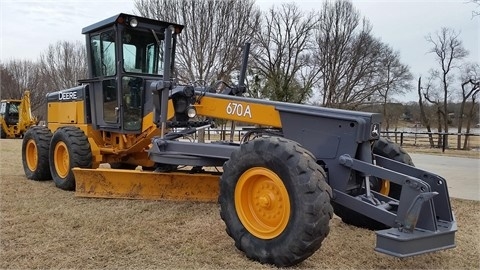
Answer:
[21,13,456,267]
[0,91,37,139]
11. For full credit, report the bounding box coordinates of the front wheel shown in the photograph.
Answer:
[49,127,92,190]
[219,137,333,267]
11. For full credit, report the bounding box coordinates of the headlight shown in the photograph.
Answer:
[187,106,197,118]
[130,17,138,27]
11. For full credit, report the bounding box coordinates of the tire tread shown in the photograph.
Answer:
[219,136,332,267]
[22,126,53,180]
[49,127,92,190]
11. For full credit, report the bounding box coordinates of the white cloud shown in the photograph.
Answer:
[1,0,478,102]
[0,0,135,61]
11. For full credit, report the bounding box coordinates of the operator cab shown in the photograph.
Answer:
[81,13,184,133]
[0,100,20,125]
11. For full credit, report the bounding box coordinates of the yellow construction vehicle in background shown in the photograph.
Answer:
[0,91,37,139]
[21,14,456,267]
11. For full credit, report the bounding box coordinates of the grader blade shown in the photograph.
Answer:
[73,168,220,202]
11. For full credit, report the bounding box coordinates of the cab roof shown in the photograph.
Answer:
[81,13,184,34]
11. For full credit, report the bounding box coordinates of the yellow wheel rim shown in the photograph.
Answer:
[25,139,38,171]
[379,179,391,195]
[54,142,70,179]
[234,167,290,239]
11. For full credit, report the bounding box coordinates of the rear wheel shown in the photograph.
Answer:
[49,127,92,191]
[22,126,52,180]
[333,137,414,230]
[219,137,332,267]
[0,126,6,138]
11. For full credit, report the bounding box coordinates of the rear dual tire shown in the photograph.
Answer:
[22,126,52,180]
[22,126,93,190]
[49,127,92,191]
[0,127,6,139]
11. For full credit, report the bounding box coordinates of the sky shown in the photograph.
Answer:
[0,0,478,102]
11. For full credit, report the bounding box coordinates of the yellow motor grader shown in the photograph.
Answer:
[21,14,456,267]
[0,91,37,138]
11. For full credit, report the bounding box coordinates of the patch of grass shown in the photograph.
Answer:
[1,139,478,269]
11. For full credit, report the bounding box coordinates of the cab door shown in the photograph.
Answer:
[89,29,121,130]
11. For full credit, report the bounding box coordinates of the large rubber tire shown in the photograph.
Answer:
[22,126,52,180]
[219,137,333,267]
[373,137,414,198]
[374,137,414,165]
[49,127,92,191]
[0,126,6,139]
[333,137,415,230]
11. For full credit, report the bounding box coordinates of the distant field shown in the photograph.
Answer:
[384,132,480,152]
[0,139,479,269]
[196,128,480,158]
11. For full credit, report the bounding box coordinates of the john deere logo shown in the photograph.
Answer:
[59,91,77,101]
[371,124,379,137]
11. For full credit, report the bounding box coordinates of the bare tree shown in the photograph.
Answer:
[0,60,46,118]
[33,41,87,120]
[470,0,480,17]
[314,0,386,109]
[382,102,404,139]
[457,63,480,149]
[0,63,19,99]
[417,77,435,147]
[425,27,469,148]
[422,70,448,147]
[39,40,87,91]
[463,91,479,149]
[249,3,318,103]
[1,60,39,99]
[377,45,413,132]
[0,41,88,120]
[135,0,261,84]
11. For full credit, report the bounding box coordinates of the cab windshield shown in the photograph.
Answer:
[122,29,164,76]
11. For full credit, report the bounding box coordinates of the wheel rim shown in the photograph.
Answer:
[25,139,38,171]
[54,141,70,179]
[234,167,290,239]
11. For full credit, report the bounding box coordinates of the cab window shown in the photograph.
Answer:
[8,103,19,114]
[91,30,116,77]
[122,29,164,75]
[122,76,143,131]
[0,103,6,115]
